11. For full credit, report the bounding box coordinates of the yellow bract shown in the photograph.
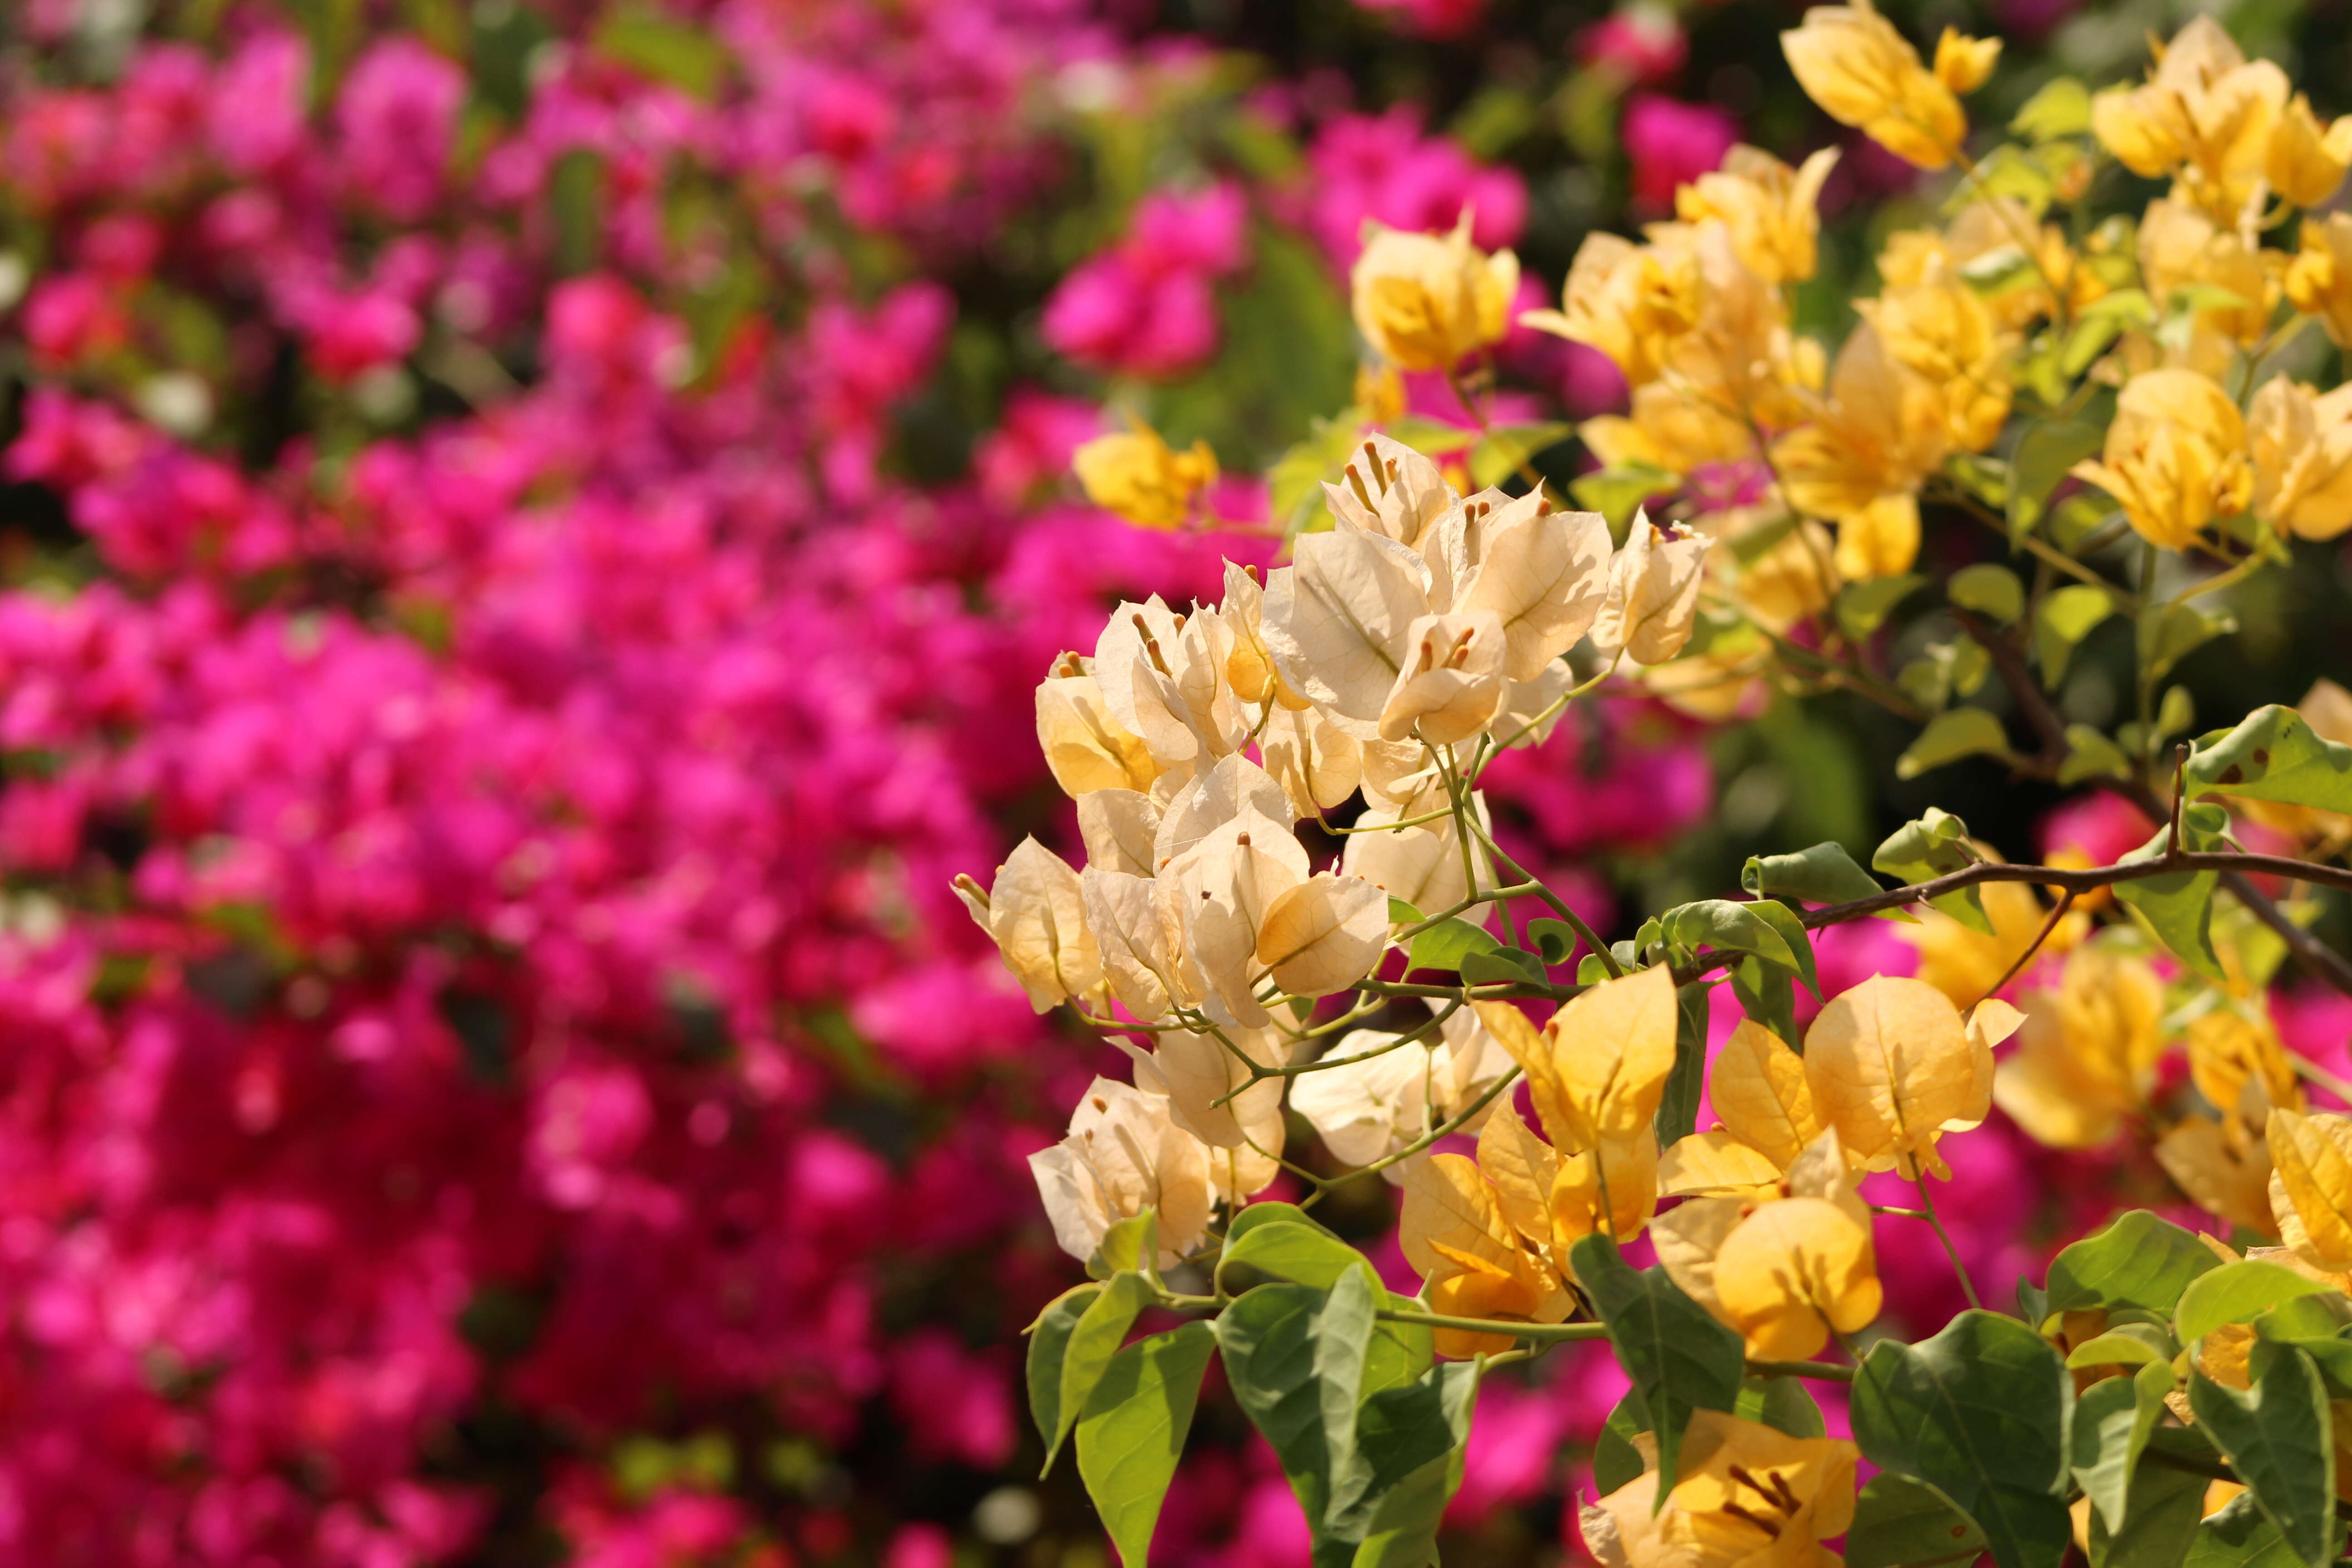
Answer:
[1580,1409,1858,1568]
[1706,1019,1825,1171]
[2072,368,2253,551]
[2269,1108,2352,1272]
[2288,214,2352,348]
[1994,948,2167,1150]
[1350,213,1519,372]
[1674,147,1840,287]
[1781,0,1967,170]
[2089,17,2292,220]
[1399,1151,1575,1357]
[1072,424,1218,530]
[2249,378,2352,542]
[1477,965,1678,1147]
[1803,974,2014,1177]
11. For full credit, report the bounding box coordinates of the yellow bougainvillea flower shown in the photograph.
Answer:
[1035,653,1164,797]
[961,837,1102,1012]
[1900,877,2086,1005]
[1781,0,1966,170]
[1477,965,1678,1148]
[2138,200,2270,351]
[1400,1151,1576,1357]
[1771,323,1952,578]
[2090,17,2288,220]
[1710,1019,1827,1171]
[1072,423,1218,530]
[2288,214,2352,348]
[2249,377,2352,542]
[1656,1127,1882,1358]
[1581,380,1757,479]
[1674,146,1841,286]
[1732,521,1840,636]
[1377,610,1509,745]
[2071,368,2253,551]
[2269,93,2352,206]
[1993,948,2167,1150]
[1522,231,1700,387]
[1552,1129,1663,1246]
[1803,974,2021,1177]
[2158,1114,2281,1238]
[2186,1008,2305,1141]
[1858,278,2013,452]
[1931,27,2001,93]
[1351,211,1520,372]
[2268,1109,2352,1271]
[1580,1410,1859,1568]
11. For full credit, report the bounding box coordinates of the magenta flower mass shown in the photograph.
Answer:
[8,0,2352,1563]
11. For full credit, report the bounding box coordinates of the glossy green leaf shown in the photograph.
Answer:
[1741,841,1887,908]
[1057,1272,1157,1465]
[2185,1489,2339,1568]
[2140,601,2235,685]
[2012,76,2092,138]
[1730,954,1800,1050]
[1524,918,1578,965]
[1029,1282,1105,1473]
[1469,422,1572,490]
[1843,1472,1991,1568]
[1226,1201,1345,1247]
[2176,1260,2336,1343]
[1385,897,1424,927]
[1219,1222,1375,1293]
[2088,1457,2207,1568]
[2187,1343,2335,1568]
[1874,808,1992,934]
[2113,804,2229,984]
[2009,421,2107,539]
[2066,1323,2176,1368]
[1349,1363,1480,1568]
[1337,1362,1480,1539]
[1735,1374,1827,1437]
[1654,980,1711,1146]
[1570,462,1676,531]
[1950,564,2026,623]
[2073,1361,2176,1532]
[1851,1310,2073,1568]
[1078,1321,1220,1568]
[1592,1392,1648,1496]
[1093,1209,1161,1280]
[1219,1272,1378,1546]
[1569,1234,1745,1499]
[1378,416,1474,457]
[2060,725,2134,785]
[1837,573,1927,640]
[1406,917,1499,974]
[1460,946,1550,988]
[1655,899,1802,977]
[2035,584,2117,686]
[2186,706,2352,815]
[2045,1211,2222,1318]
[1898,708,2013,779]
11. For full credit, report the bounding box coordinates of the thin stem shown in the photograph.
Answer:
[1912,1171,1983,1312]
[1970,888,2075,1008]
[1463,810,1622,977]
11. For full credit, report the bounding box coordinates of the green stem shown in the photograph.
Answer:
[1912,1171,1983,1312]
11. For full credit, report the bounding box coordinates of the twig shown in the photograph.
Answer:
[1911,1171,1982,1311]
[1971,889,2075,1007]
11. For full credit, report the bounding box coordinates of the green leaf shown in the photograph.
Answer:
[1960,245,2038,296]
[1951,564,2027,623]
[2113,804,2230,984]
[2008,421,2107,539]
[1736,1374,1827,1437]
[2035,583,2117,686]
[592,8,730,98]
[1592,1392,1648,1496]
[2012,77,2093,140]
[1348,1364,1481,1568]
[1570,462,1676,530]
[2186,705,2352,815]
[1078,1321,1220,1568]
[1220,1274,1377,1545]
[1460,947,1550,988]
[2188,1343,2335,1568]
[1525,918,1579,965]
[2088,1456,2207,1568]
[1094,1210,1161,1280]
[1270,416,1371,535]
[1851,1310,2073,1568]
[2045,1211,2223,1318]
[1058,1273,1158,1464]
[1364,1293,1436,1398]
[2186,1490,2336,1568]
[2060,725,2134,786]
[1377,416,1474,457]
[1655,900,1802,977]
[1469,422,1573,489]
[1220,1222,1377,1292]
[1569,1234,1745,1497]
[1898,707,2014,779]
[1742,841,1887,908]
[1731,955,1800,1050]
[1874,808,1992,934]
[1029,1283,1105,1474]
[2176,1260,2337,1343]
[1385,897,1424,927]
[2073,1361,2176,1532]
[1227,1201,1346,1248]
[1339,1362,1480,1539]
[1836,574,1926,640]
[2066,1324,2176,1369]
[1844,1472,1992,1568]
[1407,917,1500,974]
[1655,981,1712,1146]
[2140,601,2235,685]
